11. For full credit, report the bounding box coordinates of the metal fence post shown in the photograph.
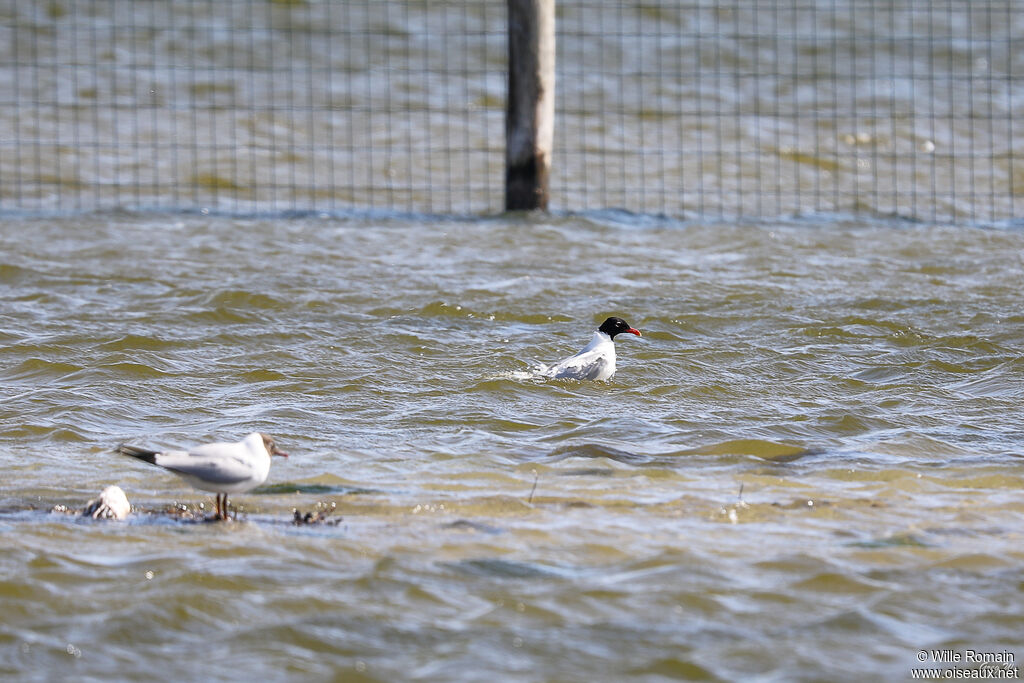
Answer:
[505,0,555,211]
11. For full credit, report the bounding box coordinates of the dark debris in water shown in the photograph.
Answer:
[41,498,347,526]
[164,501,207,521]
[292,501,342,526]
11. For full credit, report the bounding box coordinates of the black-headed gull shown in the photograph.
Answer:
[117,432,288,520]
[541,316,641,381]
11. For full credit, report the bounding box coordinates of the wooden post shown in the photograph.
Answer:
[505,0,555,211]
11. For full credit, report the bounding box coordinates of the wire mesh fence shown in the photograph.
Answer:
[1,0,1021,223]
[0,0,507,214]
[555,0,1023,223]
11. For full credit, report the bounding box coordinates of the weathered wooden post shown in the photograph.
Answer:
[505,0,555,211]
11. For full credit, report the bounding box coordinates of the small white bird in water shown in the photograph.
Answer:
[117,432,288,521]
[541,316,642,381]
[81,485,131,520]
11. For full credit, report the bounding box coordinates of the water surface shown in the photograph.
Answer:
[1,212,1023,681]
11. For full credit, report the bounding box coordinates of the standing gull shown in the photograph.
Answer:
[541,316,642,381]
[117,432,288,520]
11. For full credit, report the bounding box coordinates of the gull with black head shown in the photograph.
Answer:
[541,316,642,381]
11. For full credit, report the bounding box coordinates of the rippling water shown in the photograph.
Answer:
[1,212,1023,681]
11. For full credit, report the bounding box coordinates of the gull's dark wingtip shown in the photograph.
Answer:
[116,443,158,465]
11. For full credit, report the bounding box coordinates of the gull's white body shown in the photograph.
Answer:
[143,432,274,494]
[542,330,618,381]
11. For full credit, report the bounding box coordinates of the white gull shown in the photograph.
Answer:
[117,432,288,521]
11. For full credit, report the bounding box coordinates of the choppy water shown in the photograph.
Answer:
[1,212,1023,681]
